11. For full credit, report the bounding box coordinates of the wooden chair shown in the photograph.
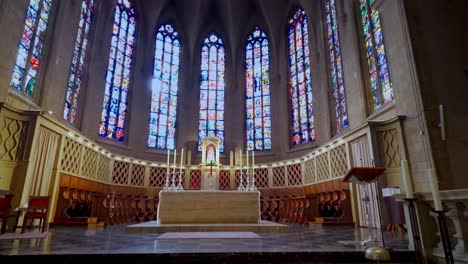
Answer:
[0,194,18,234]
[21,196,50,233]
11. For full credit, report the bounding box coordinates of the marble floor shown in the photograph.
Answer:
[0,224,413,263]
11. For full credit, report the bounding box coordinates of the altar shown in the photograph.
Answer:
[127,189,287,233]
[125,137,288,233]
[157,191,260,224]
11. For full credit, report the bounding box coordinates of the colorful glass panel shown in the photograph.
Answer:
[64,0,94,124]
[325,0,348,132]
[148,24,180,150]
[11,0,53,97]
[198,33,225,152]
[288,8,315,146]
[360,0,393,110]
[245,28,271,151]
[98,0,136,141]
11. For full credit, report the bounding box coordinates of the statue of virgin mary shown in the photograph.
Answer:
[206,144,216,164]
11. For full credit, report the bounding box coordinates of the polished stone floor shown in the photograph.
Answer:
[0,224,413,263]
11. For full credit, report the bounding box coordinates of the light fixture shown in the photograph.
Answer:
[365,247,390,263]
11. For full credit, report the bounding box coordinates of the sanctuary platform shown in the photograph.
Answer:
[127,190,288,233]
[126,220,287,233]
[0,224,413,263]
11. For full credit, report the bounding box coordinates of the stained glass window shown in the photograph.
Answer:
[324,0,348,132]
[360,0,393,110]
[98,0,136,142]
[198,33,225,152]
[64,0,94,124]
[288,8,315,146]
[10,0,53,97]
[245,28,271,151]
[148,24,180,150]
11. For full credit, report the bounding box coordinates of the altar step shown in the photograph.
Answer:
[308,217,354,227]
[2,251,416,263]
[126,220,288,233]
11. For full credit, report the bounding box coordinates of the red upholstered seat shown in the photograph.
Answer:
[23,211,47,217]
[21,196,50,234]
[0,194,18,234]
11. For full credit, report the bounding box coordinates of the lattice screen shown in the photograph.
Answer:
[235,169,248,188]
[190,170,201,189]
[112,161,129,184]
[219,170,230,189]
[149,167,166,187]
[330,144,348,177]
[287,164,302,186]
[131,164,145,186]
[303,159,315,185]
[316,153,329,181]
[253,168,268,188]
[81,147,98,179]
[97,154,110,182]
[61,138,82,174]
[273,167,285,187]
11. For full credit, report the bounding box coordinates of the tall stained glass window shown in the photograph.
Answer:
[288,8,315,146]
[198,33,225,152]
[360,0,393,110]
[64,0,94,124]
[148,24,180,149]
[11,0,53,97]
[245,28,271,151]
[324,0,348,132]
[99,0,136,142]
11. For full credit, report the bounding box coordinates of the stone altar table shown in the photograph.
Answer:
[157,190,260,224]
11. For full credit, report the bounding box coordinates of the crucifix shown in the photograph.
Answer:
[206,161,216,190]
[207,162,216,177]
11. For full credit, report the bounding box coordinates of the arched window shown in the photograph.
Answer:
[99,0,136,142]
[148,24,180,149]
[245,27,271,151]
[288,8,315,146]
[10,0,53,97]
[64,0,94,124]
[198,33,225,152]
[324,0,348,133]
[359,0,393,110]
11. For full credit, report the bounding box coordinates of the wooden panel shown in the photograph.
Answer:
[60,174,71,187]
[70,176,80,189]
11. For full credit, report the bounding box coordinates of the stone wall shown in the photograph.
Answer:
[404,0,468,190]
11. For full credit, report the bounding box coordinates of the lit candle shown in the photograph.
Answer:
[166,149,170,174]
[246,150,249,169]
[428,168,443,211]
[173,148,177,174]
[179,148,184,174]
[252,151,255,174]
[401,160,414,198]
[240,149,242,168]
